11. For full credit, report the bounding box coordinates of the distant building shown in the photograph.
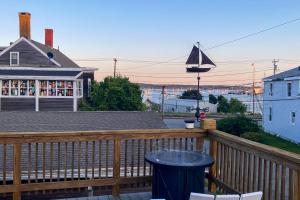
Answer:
[263,66,300,143]
[0,12,96,111]
[163,98,217,113]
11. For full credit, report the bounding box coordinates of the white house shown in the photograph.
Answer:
[263,66,300,143]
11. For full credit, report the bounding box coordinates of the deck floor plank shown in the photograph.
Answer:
[56,192,152,200]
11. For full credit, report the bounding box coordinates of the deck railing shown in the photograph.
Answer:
[208,129,300,200]
[0,129,206,200]
[0,120,299,200]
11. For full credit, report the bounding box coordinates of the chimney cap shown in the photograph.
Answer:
[19,12,31,16]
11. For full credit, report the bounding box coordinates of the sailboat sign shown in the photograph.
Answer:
[186,45,216,73]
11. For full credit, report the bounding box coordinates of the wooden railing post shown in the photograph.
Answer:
[208,139,217,192]
[112,138,121,196]
[13,143,21,200]
[201,119,217,193]
[292,170,300,200]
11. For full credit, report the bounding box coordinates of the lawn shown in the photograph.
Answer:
[259,132,300,154]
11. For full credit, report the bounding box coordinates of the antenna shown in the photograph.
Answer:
[272,59,279,75]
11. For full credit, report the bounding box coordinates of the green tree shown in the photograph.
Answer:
[217,115,260,136]
[80,76,146,111]
[209,94,218,104]
[180,89,202,100]
[217,95,230,113]
[229,98,247,114]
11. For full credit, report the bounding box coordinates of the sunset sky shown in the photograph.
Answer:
[1,0,300,85]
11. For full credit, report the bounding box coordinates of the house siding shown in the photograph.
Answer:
[263,79,300,143]
[0,97,35,111]
[0,40,57,67]
[39,98,73,111]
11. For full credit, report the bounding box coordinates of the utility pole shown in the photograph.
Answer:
[252,63,255,115]
[272,59,279,75]
[161,85,166,119]
[195,42,201,122]
[113,58,117,77]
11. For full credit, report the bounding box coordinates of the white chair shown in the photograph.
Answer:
[189,192,215,200]
[240,192,263,200]
[215,194,240,200]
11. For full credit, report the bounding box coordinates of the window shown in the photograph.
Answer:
[11,80,18,96]
[88,78,91,97]
[20,80,28,96]
[2,80,9,96]
[48,80,56,96]
[66,81,73,96]
[39,80,47,96]
[291,112,296,125]
[29,80,35,96]
[76,81,83,97]
[269,83,273,96]
[287,82,292,97]
[10,52,19,66]
[269,107,272,121]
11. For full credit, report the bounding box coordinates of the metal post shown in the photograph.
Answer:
[113,58,117,77]
[252,63,255,115]
[195,41,201,121]
[161,85,165,119]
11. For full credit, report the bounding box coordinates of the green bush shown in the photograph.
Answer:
[217,95,229,113]
[209,94,218,104]
[229,98,247,114]
[217,115,260,136]
[180,90,202,100]
[241,132,263,142]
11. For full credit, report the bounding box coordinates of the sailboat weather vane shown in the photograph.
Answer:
[185,42,216,121]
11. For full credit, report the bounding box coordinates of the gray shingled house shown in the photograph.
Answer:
[0,12,96,111]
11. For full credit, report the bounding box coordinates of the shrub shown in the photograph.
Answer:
[241,132,263,142]
[229,98,247,114]
[209,94,218,104]
[217,95,229,113]
[217,115,260,136]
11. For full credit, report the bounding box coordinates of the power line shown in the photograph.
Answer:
[205,17,300,50]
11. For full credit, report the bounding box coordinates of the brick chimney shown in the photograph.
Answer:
[19,12,31,39]
[45,29,53,48]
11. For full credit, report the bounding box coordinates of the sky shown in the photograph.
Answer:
[1,0,300,85]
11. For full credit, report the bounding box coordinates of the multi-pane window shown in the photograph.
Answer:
[287,82,292,97]
[291,112,296,125]
[76,81,83,97]
[48,80,56,96]
[2,80,9,96]
[11,80,18,96]
[10,52,19,66]
[39,80,47,96]
[20,80,28,96]
[269,107,272,121]
[29,80,35,96]
[88,78,92,97]
[1,80,82,97]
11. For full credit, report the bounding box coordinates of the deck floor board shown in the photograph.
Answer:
[57,192,152,200]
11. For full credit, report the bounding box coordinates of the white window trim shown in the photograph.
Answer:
[10,52,19,66]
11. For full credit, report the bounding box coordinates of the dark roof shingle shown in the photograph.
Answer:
[0,111,166,132]
[31,40,80,68]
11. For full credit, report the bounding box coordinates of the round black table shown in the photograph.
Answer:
[145,150,214,200]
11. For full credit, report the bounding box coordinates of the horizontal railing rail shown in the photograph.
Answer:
[0,129,206,200]
[208,129,300,200]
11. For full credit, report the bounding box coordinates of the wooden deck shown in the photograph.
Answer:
[58,192,152,200]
